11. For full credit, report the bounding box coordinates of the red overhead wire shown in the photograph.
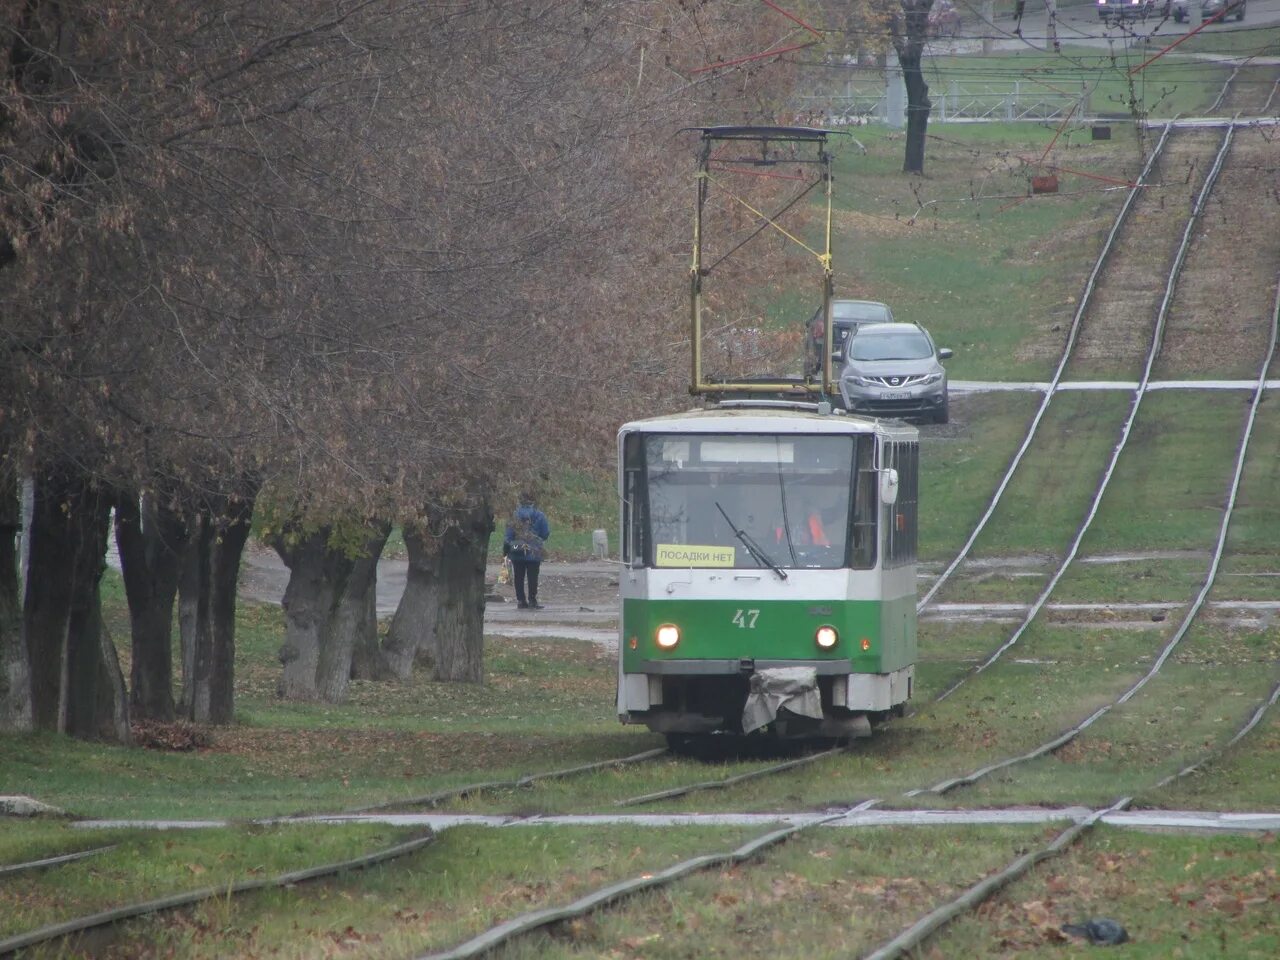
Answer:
[1041,163,1140,189]
[1128,7,1231,76]
[760,0,824,39]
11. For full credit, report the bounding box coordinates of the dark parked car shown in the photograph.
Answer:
[805,299,894,376]
[838,322,953,424]
[1200,0,1245,18]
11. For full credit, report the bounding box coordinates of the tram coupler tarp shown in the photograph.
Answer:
[742,667,823,733]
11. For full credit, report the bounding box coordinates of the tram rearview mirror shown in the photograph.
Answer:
[880,468,900,505]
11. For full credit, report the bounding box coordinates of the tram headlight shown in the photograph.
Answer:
[655,624,681,649]
[815,625,839,650]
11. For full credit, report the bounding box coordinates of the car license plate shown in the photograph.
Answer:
[880,391,910,400]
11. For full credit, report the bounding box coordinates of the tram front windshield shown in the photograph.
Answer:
[643,433,863,570]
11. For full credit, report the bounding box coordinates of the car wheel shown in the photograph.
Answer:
[1237,3,1245,20]
[932,397,949,425]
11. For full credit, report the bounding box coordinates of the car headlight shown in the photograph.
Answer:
[656,624,680,649]
[921,373,943,385]
[844,375,873,387]
[815,626,839,649]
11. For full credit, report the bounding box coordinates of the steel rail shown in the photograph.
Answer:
[934,123,1235,703]
[866,670,1280,957]
[405,665,1280,960]
[0,845,115,879]
[0,832,436,958]
[1208,61,1244,115]
[1152,680,1280,791]
[411,803,872,960]
[1263,78,1280,114]
[345,747,668,814]
[861,797,1132,960]
[915,122,1174,613]
[915,194,1278,797]
[614,744,844,806]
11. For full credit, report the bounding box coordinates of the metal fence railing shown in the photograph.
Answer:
[793,70,1091,125]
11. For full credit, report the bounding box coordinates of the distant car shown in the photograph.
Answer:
[806,299,894,376]
[1096,0,1159,22]
[928,0,962,37]
[838,322,953,424]
[1174,0,1245,21]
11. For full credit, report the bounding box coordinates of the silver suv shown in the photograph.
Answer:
[838,322,953,423]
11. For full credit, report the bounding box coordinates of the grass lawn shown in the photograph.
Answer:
[931,828,1280,958]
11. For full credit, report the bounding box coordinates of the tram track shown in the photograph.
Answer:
[600,120,1236,810]
[298,83,1279,822]
[83,186,1279,960]
[363,113,1267,816]
[933,122,1236,702]
[388,623,1280,960]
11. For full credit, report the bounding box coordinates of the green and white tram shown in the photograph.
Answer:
[616,404,918,742]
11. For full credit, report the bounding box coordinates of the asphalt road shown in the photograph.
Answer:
[934,0,1280,55]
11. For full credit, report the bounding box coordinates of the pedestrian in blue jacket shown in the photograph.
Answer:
[503,493,551,609]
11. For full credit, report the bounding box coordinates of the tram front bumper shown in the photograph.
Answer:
[635,658,854,675]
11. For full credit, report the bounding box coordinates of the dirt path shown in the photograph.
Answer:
[236,546,623,646]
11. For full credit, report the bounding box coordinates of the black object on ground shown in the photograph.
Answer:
[1062,918,1129,945]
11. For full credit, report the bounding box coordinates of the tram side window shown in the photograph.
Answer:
[851,435,876,569]
[884,441,918,568]
[622,434,649,564]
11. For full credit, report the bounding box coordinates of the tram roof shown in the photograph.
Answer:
[618,407,918,439]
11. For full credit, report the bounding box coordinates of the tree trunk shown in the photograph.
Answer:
[24,469,81,731]
[274,527,344,701]
[61,481,124,740]
[115,492,189,722]
[432,499,493,684]
[176,519,201,715]
[22,468,127,741]
[317,521,390,700]
[895,3,933,175]
[901,49,930,174]
[181,515,214,721]
[349,582,383,681]
[0,474,32,732]
[381,523,439,680]
[207,495,253,724]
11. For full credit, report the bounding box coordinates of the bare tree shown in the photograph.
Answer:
[1,0,802,725]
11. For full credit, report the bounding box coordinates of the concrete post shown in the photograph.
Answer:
[885,52,905,128]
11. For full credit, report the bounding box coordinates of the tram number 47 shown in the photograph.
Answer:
[732,609,760,629]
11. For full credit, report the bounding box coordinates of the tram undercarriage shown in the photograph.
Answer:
[621,666,913,741]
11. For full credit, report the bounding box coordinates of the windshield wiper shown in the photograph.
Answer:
[715,502,787,581]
